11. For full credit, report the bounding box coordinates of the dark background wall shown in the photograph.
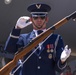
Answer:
[0,0,76,55]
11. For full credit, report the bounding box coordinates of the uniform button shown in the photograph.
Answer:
[39,56,41,59]
[37,66,40,69]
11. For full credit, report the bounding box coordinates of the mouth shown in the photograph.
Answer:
[35,24,43,29]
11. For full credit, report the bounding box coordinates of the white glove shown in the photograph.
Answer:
[60,45,71,62]
[15,16,32,29]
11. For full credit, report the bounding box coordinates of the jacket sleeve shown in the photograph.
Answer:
[4,27,24,53]
[55,35,67,73]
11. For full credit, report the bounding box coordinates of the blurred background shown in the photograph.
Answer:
[0,0,76,74]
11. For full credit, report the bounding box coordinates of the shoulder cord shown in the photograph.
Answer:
[10,33,53,75]
[53,35,60,61]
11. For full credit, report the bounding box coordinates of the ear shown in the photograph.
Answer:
[45,17,49,23]
[30,17,33,21]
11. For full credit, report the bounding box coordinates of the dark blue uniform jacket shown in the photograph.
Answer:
[4,28,67,75]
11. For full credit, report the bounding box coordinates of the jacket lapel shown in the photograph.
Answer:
[27,31,36,43]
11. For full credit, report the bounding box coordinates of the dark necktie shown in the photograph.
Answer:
[37,30,43,35]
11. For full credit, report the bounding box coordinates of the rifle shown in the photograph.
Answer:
[0,11,76,75]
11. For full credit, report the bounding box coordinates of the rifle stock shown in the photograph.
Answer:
[0,11,76,75]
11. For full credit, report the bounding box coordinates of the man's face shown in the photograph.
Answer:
[30,15,48,30]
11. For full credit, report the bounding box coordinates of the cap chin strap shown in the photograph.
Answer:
[31,12,48,14]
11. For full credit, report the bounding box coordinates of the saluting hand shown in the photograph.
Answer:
[15,16,32,29]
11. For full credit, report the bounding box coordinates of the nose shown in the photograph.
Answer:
[37,17,42,21]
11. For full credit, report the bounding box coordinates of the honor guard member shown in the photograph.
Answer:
[4,3,71,75]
